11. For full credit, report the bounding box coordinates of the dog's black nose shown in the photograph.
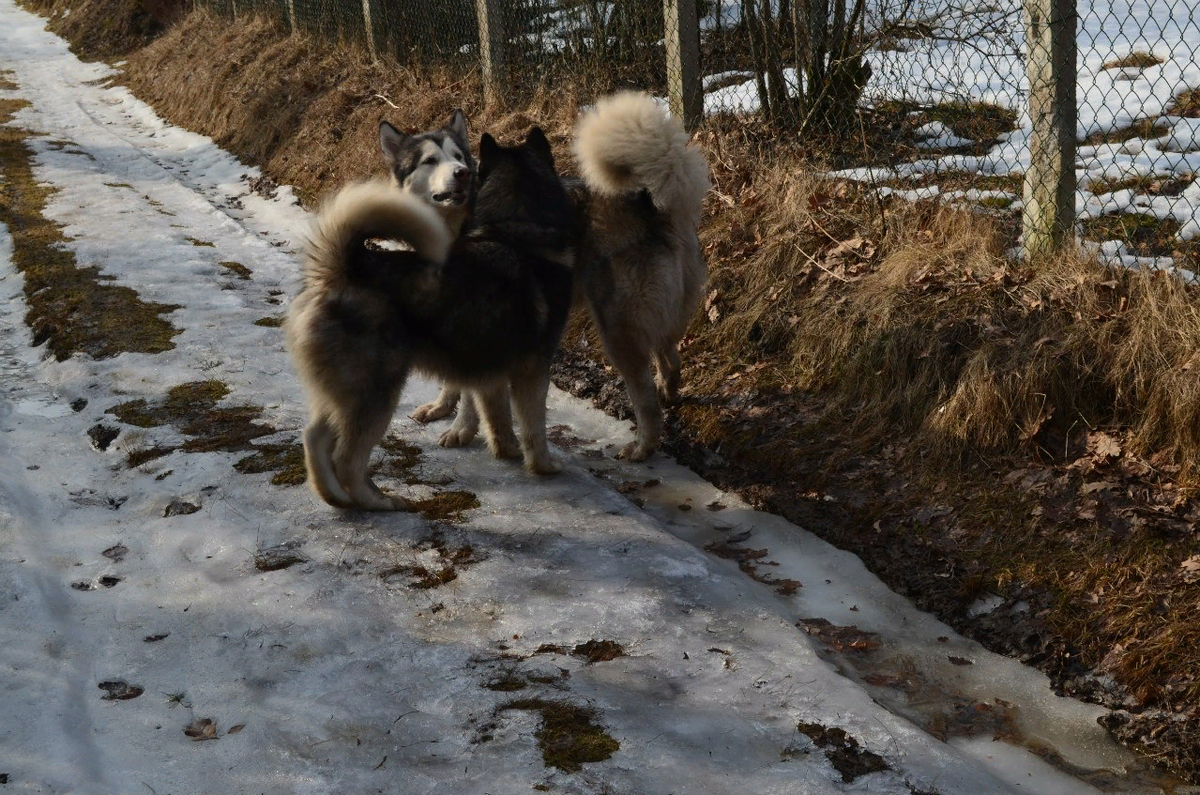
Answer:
[453,166,470,185]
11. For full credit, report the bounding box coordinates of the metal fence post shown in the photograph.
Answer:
[476,0,507,105]
[664,0,703,129]
[1022,0,1077,257]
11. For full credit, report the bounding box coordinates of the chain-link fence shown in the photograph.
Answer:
[196,0,1200,268]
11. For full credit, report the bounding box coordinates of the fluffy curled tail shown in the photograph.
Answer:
[574,91,710,228]
[303,179,452,286]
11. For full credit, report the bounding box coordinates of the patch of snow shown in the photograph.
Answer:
[914,120,976,149]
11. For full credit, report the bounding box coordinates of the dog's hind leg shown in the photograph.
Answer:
[599,327,662,462]
[438,389,482,448]
[411,385,460,424]
[653,344,682,405]
[472,386,522,461]
[303,412,355,508]
[508,364,561,474]
[331,390,408,511]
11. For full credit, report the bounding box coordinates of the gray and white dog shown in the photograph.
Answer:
[286,128,577,510]
[378,110,476,240]
[377,111,479,423]
[417,91,711,462]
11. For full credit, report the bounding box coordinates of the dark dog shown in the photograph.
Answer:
[286,128,576,510]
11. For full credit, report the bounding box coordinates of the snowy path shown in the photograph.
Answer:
[0,4,1190,793]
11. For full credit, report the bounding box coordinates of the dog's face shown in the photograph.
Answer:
[378,111,475,213]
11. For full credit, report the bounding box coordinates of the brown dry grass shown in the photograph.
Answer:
[22,0,182,59]
[118,10,589,207]
[689,145,1200,471]
[1101,52,1164,70]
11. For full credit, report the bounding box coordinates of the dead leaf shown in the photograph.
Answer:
[1082,481,1118,495]
[1087,432,1122,461]
[184,718,219,741]
[705,290,722,324]
[1181,556,1200,583]
[227,724,246,734]
[826,236,869,261]
[797,618,881,654]
[98,680,144,700]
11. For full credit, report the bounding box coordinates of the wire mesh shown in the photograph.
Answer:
[1073,0,1200,272]
[191,0,1200,270]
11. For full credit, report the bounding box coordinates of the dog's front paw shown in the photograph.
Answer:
[488,435,522,460]
[439,426,478,448]
[524,454,562,475]
[350,491,410,512]
[411,400,455,424]
[617,440,655,462]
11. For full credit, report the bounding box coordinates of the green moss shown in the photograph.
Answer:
[876,100,1017,149]
[235,442,306,486]
[102,181,133,189]
[126,444,176,468]
[185,237,214,247]
[978,196,1014,209]
[180,406,273,452]
[253,315,284,328]
[1087,175,1154,195]
[923,101,1016,142]
[109,398,165,427]
[0,100,180,361]
[1087,174,1194,198]
[165,379,229,416]
[1083,119,1170,146]
[390,564,458,589]
[1080,212,1181,257]
[373,436,425,482]
[1102,52,1163,70]
[107,380,299,483]
[499,699,619,772]
[484,674,529,692]
[409,490,481,522]
[219,260,252,280]
[572,640,625,663]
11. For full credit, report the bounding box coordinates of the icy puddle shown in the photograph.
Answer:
[552,390,1197,794]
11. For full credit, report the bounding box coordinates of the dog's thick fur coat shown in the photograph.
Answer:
[570,91,710,460]
[421,91,710,461]
[286,129,575,510]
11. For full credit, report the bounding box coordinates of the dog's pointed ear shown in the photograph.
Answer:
[378,121,409,166]
[447,110,468,145]
[524,127,555,167]
[479,132,500,161]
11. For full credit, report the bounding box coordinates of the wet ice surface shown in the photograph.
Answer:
[0,3,1196,793]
